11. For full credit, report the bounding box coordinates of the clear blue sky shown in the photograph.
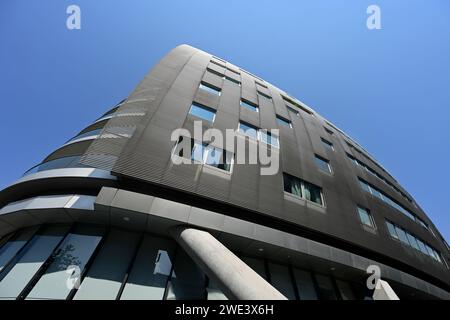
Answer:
[0,1,449,242]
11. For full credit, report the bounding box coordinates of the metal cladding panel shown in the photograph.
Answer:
[78,45,449,287]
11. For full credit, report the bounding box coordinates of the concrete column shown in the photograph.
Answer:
[170,226,287,300]
[372,279,400,300]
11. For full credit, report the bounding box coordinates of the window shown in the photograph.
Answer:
[321,138,334,151]
[257,91,272,101]
[238,122,258,140]
[406,232,420,251]
[303,181,323,205]
[172,137,234,172]
[276,115,292,128]
[210,60,226,68]
[395,226,410,245]
[189,103,216,122]
[199,82,221,96]
[240,99,258,112]
[324,127,334,135]
[226,68,240,75]
[281,95,313,115]
[315,274,338,300]
[358,207,375,228]
[260,130,279,148]
[26,225,105,300]
[268,263,296,300]
[286,105,299,116]
[283,173,324,206]
[315,155,332,174]
[385,220,443,263]
[255,81,268,89]
[386,221,398,239]
[74,229,141,300]
[166,249,206,300]
[204,145,233,172]
[359,178,419,225]
[224,76,240,86]
[416,238,429,255]
[283,173,302,198]
[120,235,175,300]
[0,226,69,299]
[0,227,38,274]
[206,68,224,78]
[293,269,317,300]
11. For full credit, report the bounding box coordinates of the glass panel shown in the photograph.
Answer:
[358,207,374,227]
[0,227,37,274]
[276,116,291,127]
[166,249,206,300]
[240,100,258,112]
[206,278,228,300]
[191,142,205,163]
[241,256,267,280]
[315,274,338,300]
[204,146,233,172]
[239,122,258,140]
[286,105,299,116]
[336,280,355,300]
[199,83,221,95]
[321,138,334,151]
[268,263,296,300]
[395,227,410,245]
[0,226,69,300]
[73,229,140,300]
[315,156,331,173]
[189,104,216,122]
[359,180,371,193]
[26,225,104,300]
[293,269,317,300]
[224,76,240,85]
[283,173,302,198]
[303,181,323,205]
[406,233,420,251]
[386,221,398,239]
[120,235,175,300]
[416,239,429,255]
[257,91,272,100]
[425,244,436,259]
[260,130,279,148]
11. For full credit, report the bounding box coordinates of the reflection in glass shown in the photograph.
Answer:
[293,269,318,300]
[0,227,38,275]
[315,274,338,300]
[120,235,175,300]
[166,249,206,300]
[26,225,104,300]
[0,226,69,299]
[74,229,140,300]
[268,263,296,300]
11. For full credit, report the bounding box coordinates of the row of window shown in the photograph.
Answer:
[0,223,367,300]
[346,141,398,189]
[359,178,429,230]
[385,221,444,265]
[173,137,234,172]
[347,153,412,205]
[354,207,445,266]
[283,173,324,206]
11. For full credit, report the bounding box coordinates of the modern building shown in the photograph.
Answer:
[0,44,448,300]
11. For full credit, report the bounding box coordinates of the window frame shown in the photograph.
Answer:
[199,82,221,96]
[314,154,332,174]
[188,103,217,123]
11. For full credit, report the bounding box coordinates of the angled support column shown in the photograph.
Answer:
[170,226,287,300]
[372,279,400,300]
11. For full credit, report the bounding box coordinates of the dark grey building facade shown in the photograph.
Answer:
[0,44,448,300]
